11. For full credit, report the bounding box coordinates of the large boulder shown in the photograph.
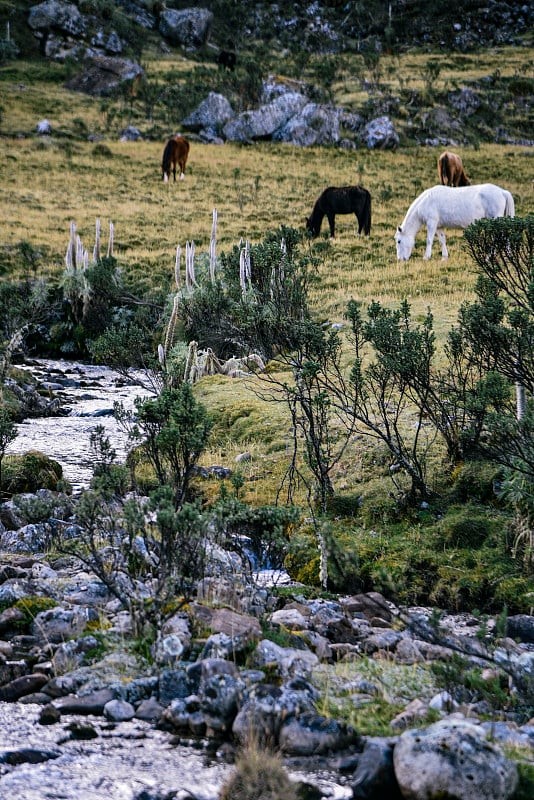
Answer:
[393,718,519,800]
[279,711,358,756]
[159,8,213,49]
[181,92,235,135]
[65,56,144,97]
[223,92,308,143]
[273,103,340,146]
[28,1,86,37]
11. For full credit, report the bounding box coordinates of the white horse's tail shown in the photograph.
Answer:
[504,190,515,217]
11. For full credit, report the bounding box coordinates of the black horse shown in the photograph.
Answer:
[217,50,237,71]
[306,186,372,238]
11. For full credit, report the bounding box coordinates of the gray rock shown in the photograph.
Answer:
[1,523,53,554]
[393,717,519,800]
[32,606,87,644]
[361,116,399,149]
[274,103,340,146]
[506,614,534,643]
[181,92,234,134]
[65,56,144,97]
[251,639,318,679]
[223,92,308,142]
[104,698,135,721]
[159,8,213,49]
[352,738,403,800]
[36,119,52,134]
[0,673,48,702]
[52,687,115,715]
[279,711,359,756]
[28,1,86,37]
[119,125,142,141]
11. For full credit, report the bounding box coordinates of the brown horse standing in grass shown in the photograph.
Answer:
[306,185,372,238]
[437,151,471,187]
[162,135,190,182]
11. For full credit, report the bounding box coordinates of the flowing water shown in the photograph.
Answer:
[2,360,351,798]
[7,359,153,492]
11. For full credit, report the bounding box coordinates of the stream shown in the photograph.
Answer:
[7,359,153,492]
[2,360,350,798]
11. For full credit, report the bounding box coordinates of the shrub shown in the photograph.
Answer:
[178,226,316,361]
[2,450,64,495]
[218,745,298,800]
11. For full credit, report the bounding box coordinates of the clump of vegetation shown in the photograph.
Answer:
[218,744,298,800]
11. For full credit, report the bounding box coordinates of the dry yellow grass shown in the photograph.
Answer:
[1,135,532,327]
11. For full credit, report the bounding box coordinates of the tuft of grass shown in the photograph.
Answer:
[218,744,299,800]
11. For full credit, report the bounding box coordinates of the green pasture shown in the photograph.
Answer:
[1,46,534,611]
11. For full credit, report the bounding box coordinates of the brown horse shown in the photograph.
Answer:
[162,135,190,182]
[306,186,372,238]
[437,151,471,187]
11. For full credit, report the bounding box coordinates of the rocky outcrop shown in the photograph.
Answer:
[158,8,213,49]
[28,1,86,38]
[65,55,144,97]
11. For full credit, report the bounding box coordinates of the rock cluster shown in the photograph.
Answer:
[0,489,532,798]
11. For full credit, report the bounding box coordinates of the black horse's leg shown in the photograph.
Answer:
[173,163,177,181]
[356,213,362,235]
[327,213,335,238]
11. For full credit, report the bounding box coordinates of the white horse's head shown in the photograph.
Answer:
[395,226,414,260]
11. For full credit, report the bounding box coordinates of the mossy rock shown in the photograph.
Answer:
[2,450,64,495]
[0,596,59,633]
[449,461,502,504]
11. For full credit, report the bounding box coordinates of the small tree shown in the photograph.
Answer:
[116,383,213,510]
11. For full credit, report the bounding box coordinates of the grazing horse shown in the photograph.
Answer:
[437,151,471,187]
[395,183,514,261]
[217,50,236,71]
[161,135,190,182]
[306,186,372,238]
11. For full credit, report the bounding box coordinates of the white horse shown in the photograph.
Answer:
[395,183,515,261]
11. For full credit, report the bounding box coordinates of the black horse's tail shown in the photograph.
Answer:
[161,139,173,178]
[361,190,372,235]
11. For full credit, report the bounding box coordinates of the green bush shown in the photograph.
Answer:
[2,450,64,495]
[178,226,317,361]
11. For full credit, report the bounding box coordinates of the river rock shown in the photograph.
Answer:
[0,672,48,702]
[104,698,135,721]
[251,638,318,679]
[31,606,87,644]
[393,717,519,800]
[352,737,403,800]
[278,710,359,756]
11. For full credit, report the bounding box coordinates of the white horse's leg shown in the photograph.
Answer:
[180,172,185,181]
[436,228,448,260]
[424,220,438,259]
[163,173,169,183]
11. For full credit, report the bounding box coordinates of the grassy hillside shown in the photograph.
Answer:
[1,44,534,613]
